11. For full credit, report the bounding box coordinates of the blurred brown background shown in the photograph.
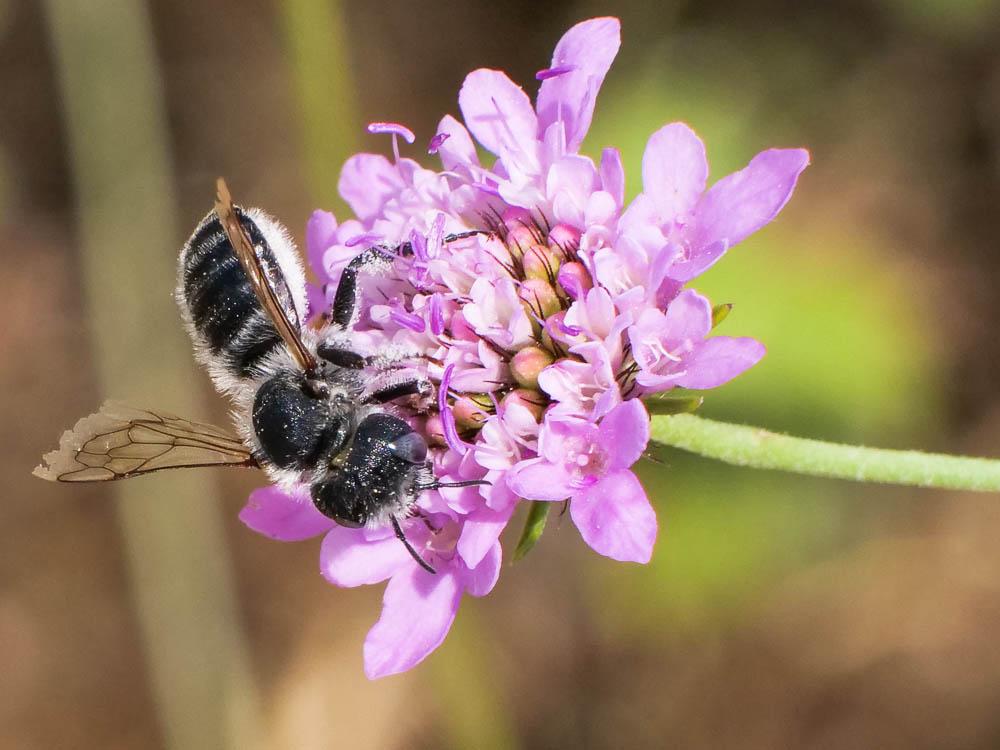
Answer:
[4,0,1000,748]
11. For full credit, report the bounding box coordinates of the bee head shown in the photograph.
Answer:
[310,413,429,527]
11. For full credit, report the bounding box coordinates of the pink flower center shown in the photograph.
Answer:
[563,437,608,488]
[641,339,684,372]
[424,519,461,562]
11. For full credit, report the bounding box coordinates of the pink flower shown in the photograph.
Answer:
[616,122,809,283]
[507,400,656,563]
[321,517,500,679]
[445,17,623,227]
[241,15,808,678]
[240,485,499,679]
[628,289,765,391]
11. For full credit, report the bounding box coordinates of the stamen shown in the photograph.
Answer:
[556,318,583,337]
[367,121,415,163]
[367,121,416,143]
[389,305,426,333]
[428,131,450,154]
[409,229,428,261]
[429,293,445,336]
[438,364,469,456]
[535,63,577,80]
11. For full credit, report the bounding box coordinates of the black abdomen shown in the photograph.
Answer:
[180,209,288,378]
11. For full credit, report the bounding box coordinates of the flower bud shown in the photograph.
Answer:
[510,346,554,389]
[502,206,533,231]
[502,388,547,421]
[518,278,561,318]
[548,223,581,251]
[449,309,477,341]
[556,261,592,300]
[506,225,536,259]
[453,394,491,431]
[425,415,448,448]
[523,243,561,281]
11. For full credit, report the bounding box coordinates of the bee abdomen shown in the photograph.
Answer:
[178,208,304,381]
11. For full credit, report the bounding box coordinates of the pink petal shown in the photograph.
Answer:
[459,541,502,597]
[662,288,713,343]
[459,69,538,165]
[320,525,412,587]
[642,122,708,220]
[305,210,338,277]
[458,504,515,569]
[363,565,463,679]
[599,147,625,208]
[674,336,766,389]
[547,154,600,227]
[239,485,334,541]
[434,114,479,171]
[536,357,592,404]
[666,239,728,282]
[338,153,404,223]
[691,147,810,250]
[538,415,598,465]
[305,282,327,322]
[536,17,621,151]
[570,470,657,563]
[506,457,575,501]
[598,400,649,471]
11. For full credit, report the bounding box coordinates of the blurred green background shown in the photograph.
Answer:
[5,1,1000,748]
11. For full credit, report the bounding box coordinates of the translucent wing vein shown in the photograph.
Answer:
[34,401,256,482]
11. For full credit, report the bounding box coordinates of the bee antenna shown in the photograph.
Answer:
[390,515,436,575]
[419,479,492,490]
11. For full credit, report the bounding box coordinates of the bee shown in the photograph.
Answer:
[34,179,482,573]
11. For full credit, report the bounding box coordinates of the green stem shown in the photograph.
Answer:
[650,413,1000,492]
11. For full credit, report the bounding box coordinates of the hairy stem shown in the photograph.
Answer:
[651,414,1000,492]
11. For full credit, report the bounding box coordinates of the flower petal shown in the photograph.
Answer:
[506,457,575,501]
[459,69,538,166]
[691,147,810,250]
[320,525,412,587]
[571,470,657,563]
[458,504,515,569]
[642,122,708,220]
[673,336,766,389]
[434,114,479,171]
[598,400,649,471]
[305,210,338,278]
[459,540,502,597]
[338,153,404,224]
[363,565,463,679]
[536,17,621,151]
[239,485,334,541]
[663,288,713,342]
[666,239,728,282]
[599,147,625,209]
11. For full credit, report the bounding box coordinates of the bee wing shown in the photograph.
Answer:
[214,178,318,374]
[34,401,257,482]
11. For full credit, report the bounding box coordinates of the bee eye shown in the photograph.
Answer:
[388,432,427,464]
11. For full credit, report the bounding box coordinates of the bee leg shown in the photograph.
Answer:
[315,342,366,369]
[317,337,425,371]
[363,375,433,404]
[329,246,397,328]
[330,232,491,329]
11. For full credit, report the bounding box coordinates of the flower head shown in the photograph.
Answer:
[242,16,808,677]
